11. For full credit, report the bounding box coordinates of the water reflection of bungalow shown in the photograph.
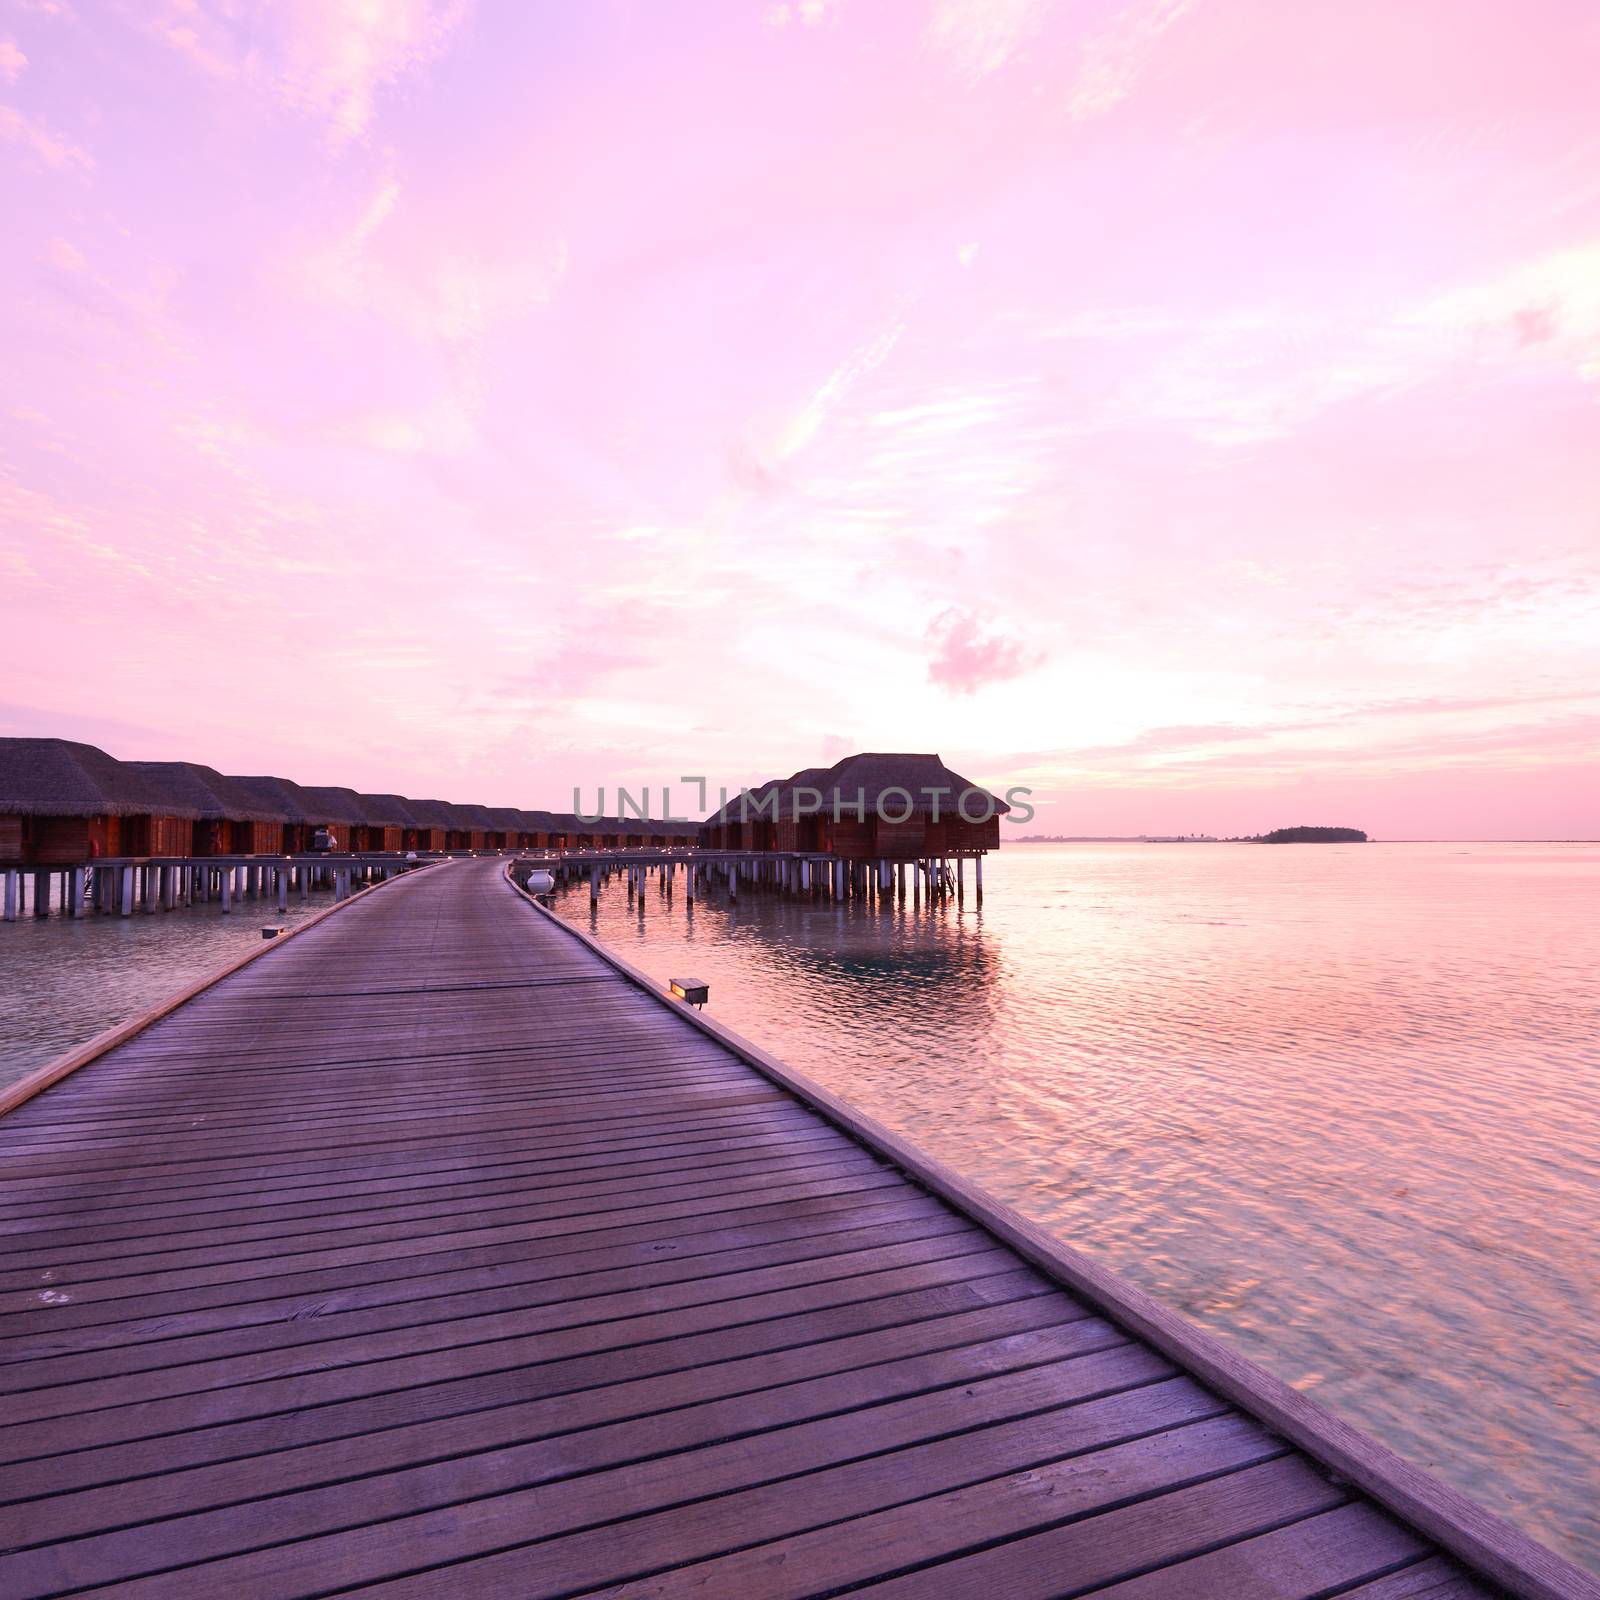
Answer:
[297,787,370,854]
[129,762,287,856]
[401,799,453,854]
[1,738,196,864]
[230,775,320,853]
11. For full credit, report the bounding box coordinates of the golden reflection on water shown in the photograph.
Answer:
[554,841,1600,1572]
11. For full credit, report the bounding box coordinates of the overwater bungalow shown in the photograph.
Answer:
[230,774,320,853]
[540,812,582,848]
[129,762,287,856]
[810,751,1009,858]
[514,809,558,848]
[357,795,420,855]
[0,737,196,864]
[701,777,786,851]
[698,752,1008,859]
[484,806,528,850]
[296,786,370,854]
[400,798,453,853]
[772,765,833,852]
[441,803,492,851]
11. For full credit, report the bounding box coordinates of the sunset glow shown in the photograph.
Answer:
[3,0,1597,837]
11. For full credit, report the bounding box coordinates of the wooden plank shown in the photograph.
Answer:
[1,1230,1001,1417]
[26,1372,1234,1597]
[767,1455,1350,1600]
[0,1250,1031,1459]
[3,1280,1075,1504]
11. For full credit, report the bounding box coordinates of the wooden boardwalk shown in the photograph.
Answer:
[0,859,1588,1598]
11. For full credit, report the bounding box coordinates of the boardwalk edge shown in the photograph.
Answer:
[503,861,1598,1600]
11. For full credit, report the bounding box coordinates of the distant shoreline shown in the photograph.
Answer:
[1012,836,1599,845]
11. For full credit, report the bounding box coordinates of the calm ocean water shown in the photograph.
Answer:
[1,841,1594,1567]
[547,841,1599,1570]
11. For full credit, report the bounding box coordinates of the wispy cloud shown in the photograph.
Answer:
[0,39,26,83]
[780,307,910,459]
[0,102,91,170]
[763,0,837,29]
[1065,0,1200,122]
[925,0,1049,80]
[151,0,474,142]
[275,0,474,142]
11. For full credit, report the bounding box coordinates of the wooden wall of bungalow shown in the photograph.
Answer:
[1,809,196,865]
[817,811,1002,860]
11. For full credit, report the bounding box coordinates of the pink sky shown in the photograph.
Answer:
[2,0,1597,838]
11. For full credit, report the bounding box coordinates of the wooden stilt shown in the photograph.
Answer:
[3,869,17,922]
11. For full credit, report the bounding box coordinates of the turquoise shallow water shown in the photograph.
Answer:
[548,841,1600,1570]
[1,841,1595,1567]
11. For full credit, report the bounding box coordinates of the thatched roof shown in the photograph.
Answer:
[231,775,320,824]
[516,809,558,831]
[819,752,1010,816]
[2,736,721,839]
[701,754,1009,826]
[703,774,785,828]
[358,794,421,828]
[296,786,372,826]
[0,738,198,819]
[401,798,455,830]
[128,762,285,823]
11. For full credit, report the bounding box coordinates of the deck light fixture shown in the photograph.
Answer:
[670,976,709,1008]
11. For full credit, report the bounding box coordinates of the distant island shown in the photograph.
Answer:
[1259,826,1368,843]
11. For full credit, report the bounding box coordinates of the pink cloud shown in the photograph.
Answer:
[927,609,1041,694]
